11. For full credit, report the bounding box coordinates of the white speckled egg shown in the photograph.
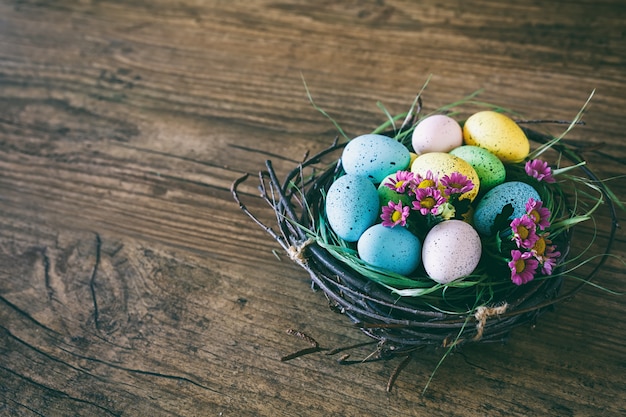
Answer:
[473,181,541,236]
[357,224,422,276]
[422,220,482,284]
[325,174,380,242]
[449,145,506,191]
[412,114,463,154]
[342,134,411,183]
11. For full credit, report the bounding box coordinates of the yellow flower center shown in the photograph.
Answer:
[418,179,436,189]
[533,237,546,256]
[514,259,526,273]
[421,197,436,209]
[518,226,529,240]
[391,210,402,222]
[394,180,405,190]
[529,209,540,223]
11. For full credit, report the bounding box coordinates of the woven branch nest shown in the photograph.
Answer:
[232,125,619,360]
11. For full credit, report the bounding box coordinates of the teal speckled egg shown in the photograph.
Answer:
[325,174,380,242]
[449,145,506,191]
[473,181,541,235]
[341,134,411,183]
[357,224,422,276]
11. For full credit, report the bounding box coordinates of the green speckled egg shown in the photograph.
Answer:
[450,145,506,191]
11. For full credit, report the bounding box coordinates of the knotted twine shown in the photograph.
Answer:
[473,303,509,341]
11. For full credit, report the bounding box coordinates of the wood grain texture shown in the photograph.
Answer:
[1,0,625,416]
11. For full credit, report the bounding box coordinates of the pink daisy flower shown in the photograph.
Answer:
[511,215,539,249]
[531,236,561,275]
[411,187,446,215]
[440,172,474,196]
[383,171,415,194]
[380,200,410,228]
[525,198,551,230]
[414,170,438,190]
[525,159,556,183]
[508,250,539,285]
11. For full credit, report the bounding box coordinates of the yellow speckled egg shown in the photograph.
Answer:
[410,152,480,201]
[462,111,530,163]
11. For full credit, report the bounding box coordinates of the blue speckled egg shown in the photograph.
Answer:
[473,181,541,235]
[341,134,411,183]
[325,174,380,242]
[449,145,506,191]
[357,224,422,276]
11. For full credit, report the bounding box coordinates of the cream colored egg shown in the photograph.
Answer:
[410,152,480,201]
[422,220,482,284]
[412,114,463,154]
[462,111,530,163]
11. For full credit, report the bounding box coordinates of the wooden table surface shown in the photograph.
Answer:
[1,1,625,416]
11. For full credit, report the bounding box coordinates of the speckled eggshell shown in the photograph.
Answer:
[377,173,414,208]
[462,111,530,163]
[412,114,463,154]
[357,224,422,276]
[473,181,541,236]
[411,152,480,201]
[422,220,482,284]
[325,174,380,242]
[341,134,411,183]
[449,145,506,191]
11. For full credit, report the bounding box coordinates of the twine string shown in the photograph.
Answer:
[287,238,315,264]
[473,303,508,341]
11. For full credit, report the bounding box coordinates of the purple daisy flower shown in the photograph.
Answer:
[511,214,540,249]
[414,170,438,190]
[440,172,474,196]
[525,159,556,183]
[383,171,415,194]
[531,235,561,275]
[525,198,551,230]
[508,250,539,285]
[411,187,446,215]
[380,200,410,227]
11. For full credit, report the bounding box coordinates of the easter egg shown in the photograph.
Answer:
[462,111,530,163]
[412,114,463,154]
[411,152,480,201]
[473,181,541,236]
[357,224,422,276]
[325,174,380,242]
[449,145,506,191]
[342,134,411,183]
[377,172,414,207]
[421,220,482,284]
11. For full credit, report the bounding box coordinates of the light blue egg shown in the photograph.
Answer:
[341,134,411,183]
[449,145,506,191]
[473,181,541,235]
[357,224,422,276]
[325,174,380,242]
